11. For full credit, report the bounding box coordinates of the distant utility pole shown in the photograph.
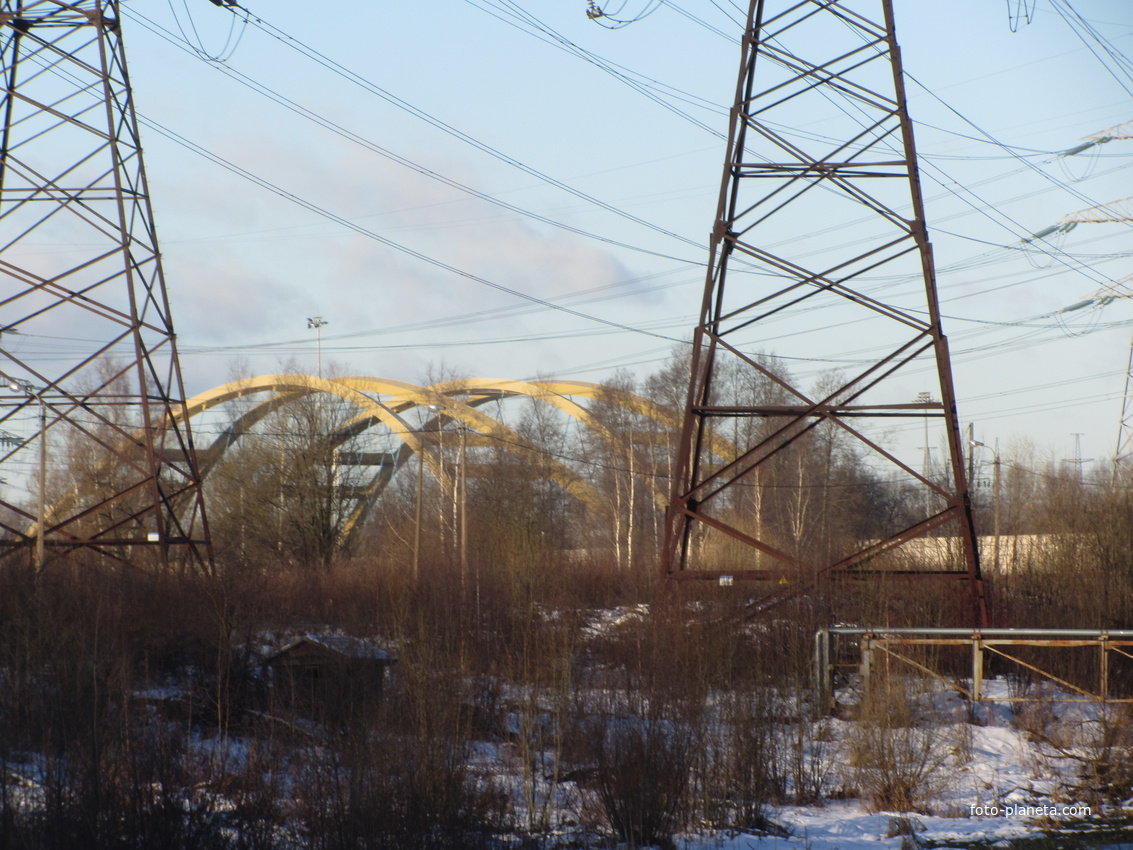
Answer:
[970,436,1001,574]
[918,391,937,479]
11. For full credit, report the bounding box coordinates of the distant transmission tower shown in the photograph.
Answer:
[1112,286,1133,479]
[1057,276,1133,481]
[663,0,986,626]
[1066,433,1093,482]
[1044,193,1133,482]
[0,0,211,568]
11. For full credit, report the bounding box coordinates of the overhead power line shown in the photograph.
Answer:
[137,114,685,346]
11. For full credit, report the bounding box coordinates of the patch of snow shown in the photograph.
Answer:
[581,604,650,640]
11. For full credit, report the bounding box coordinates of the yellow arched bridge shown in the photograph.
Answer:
[179,374,738,545]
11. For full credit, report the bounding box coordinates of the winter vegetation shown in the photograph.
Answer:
[2,352,1133,848]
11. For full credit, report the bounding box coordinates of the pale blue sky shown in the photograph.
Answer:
[111,0,1133,468]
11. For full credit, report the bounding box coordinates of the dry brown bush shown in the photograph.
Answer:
[844,679,950,814]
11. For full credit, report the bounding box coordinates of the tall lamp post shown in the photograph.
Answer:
[307,317,328,379]
[1,374,46,572]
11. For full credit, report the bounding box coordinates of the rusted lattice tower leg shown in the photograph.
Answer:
[0,0,211,570]
[663,0,986,627]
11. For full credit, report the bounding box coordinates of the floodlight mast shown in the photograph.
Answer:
[0,0,212,570]
[663,0,986,628]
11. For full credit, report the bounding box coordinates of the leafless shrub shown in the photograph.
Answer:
[588,708,693,850]
[1054,705,1133,806]
[291,588,511,848]
[295,724,508,850]
[949,718,975,767]
[1010,680,1066,748]
[845,680,950,813]
[710,684,786,830]
[786,713,837,805]
[563,600,705,848]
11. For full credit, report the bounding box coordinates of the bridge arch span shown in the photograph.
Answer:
[181,374,730,544]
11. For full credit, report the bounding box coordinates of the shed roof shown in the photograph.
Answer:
[267,633,390,663]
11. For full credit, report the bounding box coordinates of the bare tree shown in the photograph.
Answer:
[206,372,372,571]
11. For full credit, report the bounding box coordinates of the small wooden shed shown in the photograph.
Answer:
[266,633,392,721]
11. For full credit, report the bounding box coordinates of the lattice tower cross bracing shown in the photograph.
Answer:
[662,0,987,627]
[0,0,211,569]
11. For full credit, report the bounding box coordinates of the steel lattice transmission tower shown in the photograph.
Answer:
[0,0,211,568]
[1108,281,1133,482]
[1045,197,1133,481]
[1037,196,1133,480]
[663,0,986,626]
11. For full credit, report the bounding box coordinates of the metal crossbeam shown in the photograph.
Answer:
[0,1,210,568]
[815,628,1133,713]
[664,0,984,626]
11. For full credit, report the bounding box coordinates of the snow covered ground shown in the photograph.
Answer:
[670,678,1132,850]
[7,618,1132,849]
